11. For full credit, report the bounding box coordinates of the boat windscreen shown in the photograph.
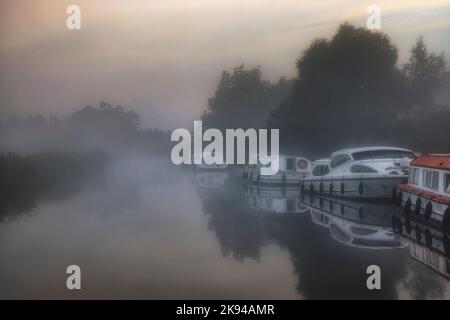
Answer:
[351,150,415,160]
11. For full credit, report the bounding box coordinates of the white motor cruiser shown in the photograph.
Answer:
[301,147,416,199]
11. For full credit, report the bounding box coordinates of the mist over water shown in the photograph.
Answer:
[1,2,449,300]
[1,153,449,299]
[0,156,298,299]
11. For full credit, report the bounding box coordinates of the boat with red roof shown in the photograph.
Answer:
[394,154,450,228]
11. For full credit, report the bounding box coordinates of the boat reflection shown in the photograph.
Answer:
[301,195,406,249]
[188,169,229,189]
[245,184,309,214]
[393,215,450,279]
[196,174,445,298]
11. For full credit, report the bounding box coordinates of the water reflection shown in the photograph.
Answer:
[301,195,406,250]
[240,178,450,298]
[393,215,450,282]
[246,184,309,214]
[0,162,449,299]
[190,169,265,262]
[189,170,229,190]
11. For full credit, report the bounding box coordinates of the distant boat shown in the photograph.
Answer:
[244,154,312,185]
[394,154,450,228]
[301,146,416,199]
[189,170,228,189]
[192,152,228,170]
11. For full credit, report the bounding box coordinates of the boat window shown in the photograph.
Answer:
[286,199,295,212]
[330,154,351,169]
[408,168,414,183]
[349,227,377,236]
[312,165,330,176]
[409,167,420,185]
[351,150,415,161]
[350,165,377,173]
[424,249,440,268]
[330,224,351,242]
[286,158,295,171]
[446,174,450,194]
[423,170,439,191]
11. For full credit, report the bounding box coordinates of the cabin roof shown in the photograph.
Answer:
[411,155,450,171]
[332,146,413,155]
[313,158,331,165]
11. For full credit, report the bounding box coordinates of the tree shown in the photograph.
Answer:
[271,23,445,155]
[403,36,446,110]
[202,64,294,130]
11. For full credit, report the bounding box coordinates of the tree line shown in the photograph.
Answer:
[0,23,448,159]
[202,23,449,157]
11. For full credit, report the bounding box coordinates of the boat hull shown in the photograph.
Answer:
[195,163,228,170]
[395,184,450,225]
[301,176,407,199]
[245,170,307,185]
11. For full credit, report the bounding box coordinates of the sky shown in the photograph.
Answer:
[1,0,449,129]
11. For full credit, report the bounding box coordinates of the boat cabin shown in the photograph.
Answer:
[246,154,311,177]
[311,159,331,177]
[328,146,415,175]
[407,155,450,197]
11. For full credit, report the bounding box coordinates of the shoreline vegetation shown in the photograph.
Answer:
[0,152,107,222]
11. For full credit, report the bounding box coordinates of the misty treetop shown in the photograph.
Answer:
[202,64,294,130]
[201,23,448,156]
[272,24,447,156]
[403,36,447,110]
[0,101,170,156]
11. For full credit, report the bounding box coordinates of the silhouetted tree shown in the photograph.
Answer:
[403,37,446,110]
[202,64,294,130]
[397,38,449,152]
[0,101,170,155]
[271,23,447,156]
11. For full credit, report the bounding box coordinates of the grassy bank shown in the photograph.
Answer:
[0,151,107,221]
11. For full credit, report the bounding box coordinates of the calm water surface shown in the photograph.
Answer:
[1,155,449,299]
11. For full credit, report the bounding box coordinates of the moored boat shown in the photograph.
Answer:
[394,154,450,228]
[245,154,312,185]
[192,152,228,170]
[189,170,229,189]
[301,146,416,199]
